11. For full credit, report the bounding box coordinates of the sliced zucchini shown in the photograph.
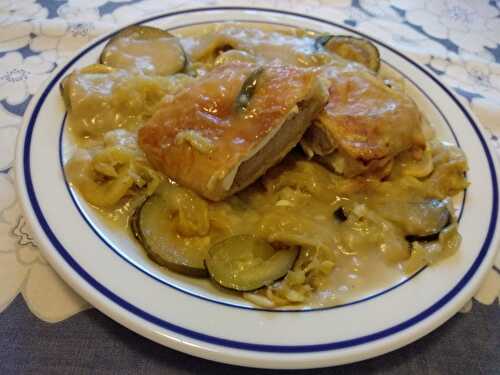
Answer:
[405,213,452,243]
[316,35,380,72]
[405,199,451,239]
[406,231,441,243]
[130,202,144,243]
[314,34,333,50]
[371,198,451,240]
[100,25,186,76]
[235,67,264,112]
[131,194,208,277]
[205,235,299,292]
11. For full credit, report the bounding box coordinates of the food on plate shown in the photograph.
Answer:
[65,144,162,207]
[315,35,380,72]
[130,182,210,276]
[205,235,299,291]
[100,25,186,75]
[138,61,328,200]
[301,70,425,178]
[60,63,194,139]
[62,23,468,308]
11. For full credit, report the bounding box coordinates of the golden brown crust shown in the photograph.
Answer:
[138,62,323,200]
[317,70,425,162]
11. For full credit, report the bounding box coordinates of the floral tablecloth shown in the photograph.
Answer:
[0,0,499,323]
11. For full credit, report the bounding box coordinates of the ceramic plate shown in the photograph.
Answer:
[16,7,500,369]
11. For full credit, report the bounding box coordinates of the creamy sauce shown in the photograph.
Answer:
[104,36,184,75]
[177,22,361,70]
[63,22,467,309]
[312,250,405,307]
[93,177,407,308]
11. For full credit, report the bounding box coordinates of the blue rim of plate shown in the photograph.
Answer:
[22,7,498,353]
[55,19,466,313]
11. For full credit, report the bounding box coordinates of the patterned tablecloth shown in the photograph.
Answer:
[0,0,499,346]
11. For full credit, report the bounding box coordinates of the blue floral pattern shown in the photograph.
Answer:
[0,0,498,321]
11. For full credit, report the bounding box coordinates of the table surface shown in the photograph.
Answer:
[1,296,499,374]
[1,0,499,373]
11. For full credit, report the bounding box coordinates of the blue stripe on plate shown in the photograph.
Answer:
[23,7,498,353]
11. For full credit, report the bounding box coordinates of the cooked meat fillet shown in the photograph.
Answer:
[138,62,327,201]
[301,70,425,176]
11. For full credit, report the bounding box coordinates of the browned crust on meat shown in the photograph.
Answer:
[317,71,425,162]
[138,62,327,200]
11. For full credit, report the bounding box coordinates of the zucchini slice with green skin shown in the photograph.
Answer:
[336,198,451,242]
[205,235,299,292]
[405,206,452,243]
[394,198,451,240]
[130,201,144,243]
[406,230,443,243]
[316,35,380,72]
[314,34,334,50]
[367,197,451,241]
[100,25,186,76]
[131,194,209,277]
[235,67,264,112]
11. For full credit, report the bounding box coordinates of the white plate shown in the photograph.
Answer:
[15,7,500,369]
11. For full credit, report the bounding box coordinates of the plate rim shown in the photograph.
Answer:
[15,6,500,369]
